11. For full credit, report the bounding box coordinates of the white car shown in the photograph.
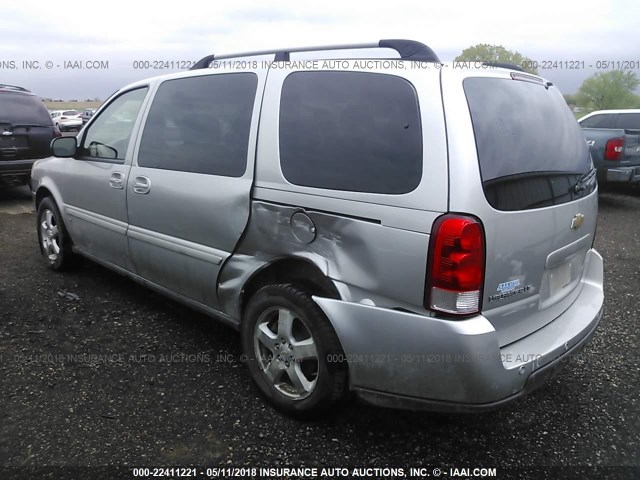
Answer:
[50,110,82,132]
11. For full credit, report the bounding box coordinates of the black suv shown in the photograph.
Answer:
[0,84,59,187]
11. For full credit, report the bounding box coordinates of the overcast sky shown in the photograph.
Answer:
[1,0,639,99]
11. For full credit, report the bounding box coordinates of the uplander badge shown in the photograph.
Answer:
[489,279,532,302]
[497,279,520,293]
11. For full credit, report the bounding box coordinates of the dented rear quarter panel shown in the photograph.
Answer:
[217,200,439,320]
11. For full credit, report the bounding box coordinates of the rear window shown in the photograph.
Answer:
[0,93,52,126]
[613,113,640,130]
[279,71,422,194]
[62,110,78,116]
[464,77,592,210]
[580,114,614,129]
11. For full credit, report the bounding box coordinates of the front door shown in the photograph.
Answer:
[58,87,149,270]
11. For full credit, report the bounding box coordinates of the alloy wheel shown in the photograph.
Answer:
[253,307,319,399]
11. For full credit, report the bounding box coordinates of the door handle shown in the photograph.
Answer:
[133,176,151,195]
[109,172,124,189]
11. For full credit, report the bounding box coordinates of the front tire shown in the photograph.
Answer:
[37,197,75,270]
[241,284,348,418]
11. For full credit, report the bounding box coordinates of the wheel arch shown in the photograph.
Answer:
[35,186,54,210]
[35,182,74,246]
[239,256,341,320]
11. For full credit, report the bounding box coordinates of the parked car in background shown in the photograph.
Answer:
[50,110,82,132]
[579,109,640,185]
[80,108,96,125]
[0,84,60,187]
[30,40,603,417]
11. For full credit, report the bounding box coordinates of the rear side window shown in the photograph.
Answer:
[580,114,614,128]
[464,78,592,210]
[137,73,258,177]
[613,113,640,130]
[279,71,422,194]
[0,93,52,126]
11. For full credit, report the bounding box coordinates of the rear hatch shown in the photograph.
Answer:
[0,91,55,161]
[445,70,598,347]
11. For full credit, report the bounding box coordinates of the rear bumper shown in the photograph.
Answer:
[0,159,35,186]
[58,122,82,131]
[314,249,604,412]
[605,166,640,183]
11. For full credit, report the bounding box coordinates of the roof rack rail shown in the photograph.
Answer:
[0,83,30,92]
[482,62,526,72]
[190,39,440,70]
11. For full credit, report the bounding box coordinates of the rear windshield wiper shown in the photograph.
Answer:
[572,167,596,194]
[483,170,577,188]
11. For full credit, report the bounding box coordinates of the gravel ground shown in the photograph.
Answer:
[0,185,638,474]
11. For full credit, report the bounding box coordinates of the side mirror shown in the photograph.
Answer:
[51,136,77,157]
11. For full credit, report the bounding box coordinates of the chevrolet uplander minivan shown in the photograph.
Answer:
[31,40,604,417]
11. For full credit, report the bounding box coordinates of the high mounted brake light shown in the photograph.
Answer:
[426,214,485,315]
[510,72,545,85]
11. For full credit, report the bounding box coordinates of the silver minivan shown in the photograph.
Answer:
[31,40,604,417]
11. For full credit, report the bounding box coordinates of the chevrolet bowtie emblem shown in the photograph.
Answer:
[571,213,585,229]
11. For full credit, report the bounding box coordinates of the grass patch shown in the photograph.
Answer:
[44,101,102,111]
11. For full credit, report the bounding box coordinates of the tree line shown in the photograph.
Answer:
[455,44,640,113]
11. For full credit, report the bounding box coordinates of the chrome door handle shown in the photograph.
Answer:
[133,176,151,195]
[109,172,124,189]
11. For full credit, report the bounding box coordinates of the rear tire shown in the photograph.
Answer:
[36,197,76,271]
[241,284,348,418]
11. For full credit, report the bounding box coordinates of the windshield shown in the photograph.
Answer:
[0,92,52,125]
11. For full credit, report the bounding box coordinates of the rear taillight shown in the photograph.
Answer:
[604,137,624,161]
[426,214,485,315]
[53,127,62,137]
[60,116,67,120]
